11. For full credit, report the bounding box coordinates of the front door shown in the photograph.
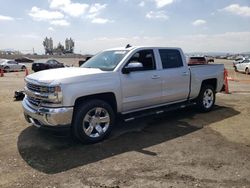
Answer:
[120,49,162,112]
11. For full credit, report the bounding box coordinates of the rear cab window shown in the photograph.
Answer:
[158,49,183,69]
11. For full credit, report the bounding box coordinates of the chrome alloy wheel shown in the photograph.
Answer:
[203,88,214,109]
[83,107,110,138]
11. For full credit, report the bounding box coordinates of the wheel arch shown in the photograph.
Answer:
[74,92,118,114]
[201,78,217,91]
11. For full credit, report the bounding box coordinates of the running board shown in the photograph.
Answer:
[122,101,196,122]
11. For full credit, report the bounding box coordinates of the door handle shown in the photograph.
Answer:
[182,72,189,76]
[152,75,160,79]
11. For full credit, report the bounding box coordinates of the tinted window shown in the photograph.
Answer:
[190,57,206,61]
[159,49,183,69]
[8,61,17,64]
[128,50,156,71]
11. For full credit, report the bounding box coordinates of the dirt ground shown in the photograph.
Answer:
[0,59,250,188]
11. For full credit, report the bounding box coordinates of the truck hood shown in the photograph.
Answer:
[26,67,104,84]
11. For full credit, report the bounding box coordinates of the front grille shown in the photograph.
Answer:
[27,96,42,106]
[27,96,53,107]
[27,82,55,93]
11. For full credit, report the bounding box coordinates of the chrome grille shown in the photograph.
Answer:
[27,96,42,106]
[27,96,53,107]
[27,82,55,93]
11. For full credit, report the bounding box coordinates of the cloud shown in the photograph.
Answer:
[139,1,145,7]
[0,15,14,21]
[29,6,64,21]
[91,18,113,24]
[89,3,107,14]
[48,27,55,31]
[192,19,206,26]
[81,31,250,54]
[87,3,113,24]
[49,0,89,17]
[20,34,41,39]
[49,0,69,8]
[88,3,107,18]
[146,11,168,20]
[154,0,175,8]
[221,4,250,17]
[50,19,70,26]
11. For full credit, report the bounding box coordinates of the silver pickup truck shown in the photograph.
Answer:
[22,46,224,143]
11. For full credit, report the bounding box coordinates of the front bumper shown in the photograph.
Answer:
[22,98,73,128]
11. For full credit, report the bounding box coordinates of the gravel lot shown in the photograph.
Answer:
[0,59,250,188]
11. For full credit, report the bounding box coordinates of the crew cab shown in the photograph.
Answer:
[22,46,225,143]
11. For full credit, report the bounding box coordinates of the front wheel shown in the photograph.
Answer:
[4,66,10,72]
[234,66,238,72]
[196,85,215,112]
[72,99,115,144]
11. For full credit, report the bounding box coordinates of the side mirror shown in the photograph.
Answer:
[122,62,143,74]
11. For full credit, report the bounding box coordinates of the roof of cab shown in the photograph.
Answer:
[103,46,182,52]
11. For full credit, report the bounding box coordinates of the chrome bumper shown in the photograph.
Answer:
[22,98,73,127]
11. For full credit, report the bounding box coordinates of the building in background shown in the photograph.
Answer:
[43,37,75,55]
[65,38,75,53]
[43,37,53,55]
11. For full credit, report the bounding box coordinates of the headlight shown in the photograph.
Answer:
[47,85,63,103]
[53,85,63,103]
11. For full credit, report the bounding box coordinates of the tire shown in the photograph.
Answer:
[196,85,215,112]
[234,66,238,72]
[245,68,249,75]
[4,66,10,72]
[21,66,26,71]
[72,99,115,144]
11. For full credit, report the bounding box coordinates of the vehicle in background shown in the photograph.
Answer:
[15,57,34,63]
[188,57,207,65]
[32,59,64,72]
[233,57,245,68]
[23,46,225,144]
[235,59,250,74]
[205,56,214,63]
[0,59,26,72]
[79,56,92,66]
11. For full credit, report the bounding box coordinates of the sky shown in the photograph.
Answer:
[0,0,250,54]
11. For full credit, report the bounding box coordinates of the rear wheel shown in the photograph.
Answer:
[245,68,249,75]
[21,66,26,71]
[72,99,115,144]
[196,85,215,112]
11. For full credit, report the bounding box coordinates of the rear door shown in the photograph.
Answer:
[157,49,190,103]
[120,49,162,112]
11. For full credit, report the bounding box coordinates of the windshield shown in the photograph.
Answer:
[81,50,128,71]
[0,59,7,63]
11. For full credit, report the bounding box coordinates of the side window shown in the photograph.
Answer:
[48,60,54,64]
[128,50,156,71]
[159,49,183,69]
[8,61,17,64]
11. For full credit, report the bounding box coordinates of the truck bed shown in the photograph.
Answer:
[189,64,224,99]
